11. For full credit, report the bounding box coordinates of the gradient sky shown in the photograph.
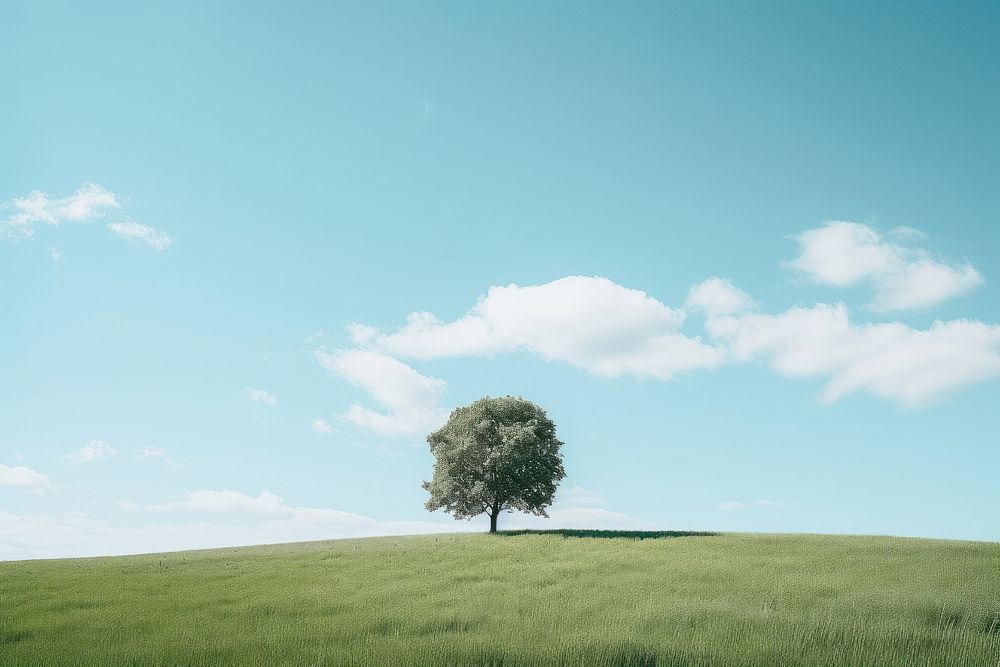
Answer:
[2,1,998,559]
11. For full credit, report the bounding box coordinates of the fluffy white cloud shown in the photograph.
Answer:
[706,300,1000,406]
[177,489,290,516]
[2,183,119,237]
[311,418,334,434]
[686,277,756,315]
[362,276,725,380]
[64,440,116,465]
[317,350,447,437]
[787,221,982,312]
[244,388,278,406]
[0,463,52,490]
[107,221,173,250]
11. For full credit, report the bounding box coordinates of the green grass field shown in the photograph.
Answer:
[2,531,998,666]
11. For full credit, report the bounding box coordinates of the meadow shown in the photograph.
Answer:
[1,531,998,666]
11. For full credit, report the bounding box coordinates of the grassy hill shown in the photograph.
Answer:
[2,531,998,666]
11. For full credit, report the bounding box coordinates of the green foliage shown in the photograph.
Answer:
[1,533,998,666]
[423,396,566,531]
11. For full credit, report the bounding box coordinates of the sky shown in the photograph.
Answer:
[2,1,998,559]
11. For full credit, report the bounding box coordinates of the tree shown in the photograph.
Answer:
[423,396,566,534]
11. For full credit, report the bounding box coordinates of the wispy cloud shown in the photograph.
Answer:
[317,350,447,437]
[2,183,174,251]
[244,388,278,407]
[137,446,179,467]
[2,183,119,238]
[107,221,173,251]
[64,440,116,465]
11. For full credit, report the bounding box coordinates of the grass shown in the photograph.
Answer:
[1,531,998,666]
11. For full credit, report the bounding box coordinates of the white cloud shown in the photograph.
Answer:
[787,221,982,312]
[64,440,116,465]
[2,183,119,237]
[362,276,725,381]
[178,489,290,516]
[311,418,334,434]
[317,350,447,437]
[244,388,278,406]
[0,463,52,490]
[686,277,756,315]
[706,300,1000,406]
[327,271,1000,414]
[346,322,379,345]
[107,221,173,250]
[719,499,795,511]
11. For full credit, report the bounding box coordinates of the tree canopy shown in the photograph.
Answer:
[423,396,566,533]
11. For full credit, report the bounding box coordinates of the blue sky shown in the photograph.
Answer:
[2,1,998,558]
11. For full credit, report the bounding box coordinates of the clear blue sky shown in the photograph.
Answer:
[2,1,998,558]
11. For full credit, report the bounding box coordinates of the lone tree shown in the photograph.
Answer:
[423,396,566,534]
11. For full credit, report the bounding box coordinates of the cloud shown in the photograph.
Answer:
[2,183,119,237]
[317,350,447,437]
[706,300,1000,406]
[346,322,379,345]
[2,183,173,251]
[361,276,725,381]
[137,446,178,467]
[107,221,173,250]
[311,418,334,434]
[64,440,116,465]
[719,499,795,511]
[327,270,999,416]
[686,277,756,315]
[244,388,278,406]
[787,221,982,312]
[177,489,290,516]
[0,463,52,491]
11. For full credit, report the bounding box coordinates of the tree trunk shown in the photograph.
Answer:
[489,510,498,534]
